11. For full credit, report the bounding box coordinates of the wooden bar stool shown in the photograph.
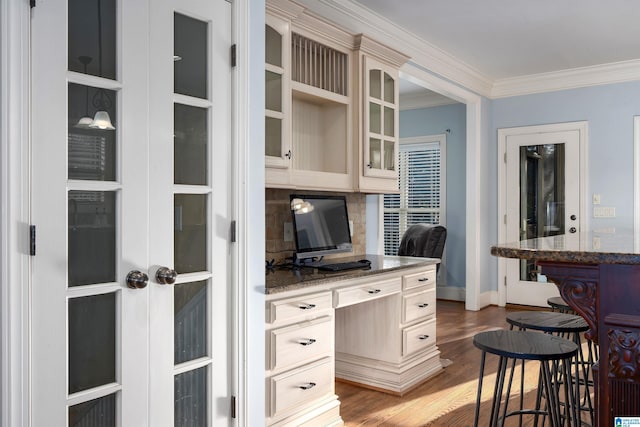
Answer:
[473,330,579,427]
[506,311,594,426]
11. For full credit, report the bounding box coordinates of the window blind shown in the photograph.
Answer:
[384,142,442,256]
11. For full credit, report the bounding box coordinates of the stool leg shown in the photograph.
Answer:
[491,356,508,427]
[541,360,560,427]
[474,350,487,427]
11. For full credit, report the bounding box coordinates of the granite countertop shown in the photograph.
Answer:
[491,231,640,264]
[265,254,439,294]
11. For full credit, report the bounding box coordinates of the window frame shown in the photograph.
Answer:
[380,134,447,257]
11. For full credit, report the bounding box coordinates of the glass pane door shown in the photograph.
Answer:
[518,143,566,281]
[149,0,232,424]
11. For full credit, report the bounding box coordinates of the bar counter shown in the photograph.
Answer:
[492,231,640,427]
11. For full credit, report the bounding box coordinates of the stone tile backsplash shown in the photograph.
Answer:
[265,188,367,264]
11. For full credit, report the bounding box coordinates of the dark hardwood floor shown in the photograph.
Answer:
[336,300,554,426]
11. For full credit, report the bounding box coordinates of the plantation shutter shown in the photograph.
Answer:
[384,142,442,256]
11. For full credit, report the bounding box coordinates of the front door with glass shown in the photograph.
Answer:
[30,0,232,425]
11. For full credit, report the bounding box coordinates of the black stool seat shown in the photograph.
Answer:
[474,330,578,361]
[507,311,588,334]
[548,296,572,312]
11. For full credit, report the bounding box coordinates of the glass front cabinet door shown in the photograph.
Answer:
[363,56,399,181]
[265,14,291,185]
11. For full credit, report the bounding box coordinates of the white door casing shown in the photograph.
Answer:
[497,121,588,307]
[30,0,233,425]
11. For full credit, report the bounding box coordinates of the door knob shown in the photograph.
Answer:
[569,227,577,233]
[126,270,149,289]
[156,267,177,285]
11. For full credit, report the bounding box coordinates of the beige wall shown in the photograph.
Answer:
[265,189,367,263]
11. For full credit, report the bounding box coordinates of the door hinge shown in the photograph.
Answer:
[231,44,237,67]
[230,220,237,243]
[504,276,507,287]
[503,214,507,225]
[29,225,36,256]
[30,0,36,8]
[231,395,237,418]
[503,152,507,163]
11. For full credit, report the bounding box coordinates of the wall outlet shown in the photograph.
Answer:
[593,193,601,205]
[592,237,601,250]
[284,222,293,242]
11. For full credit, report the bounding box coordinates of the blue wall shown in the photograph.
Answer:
[370,103,468,288]
[492,80,640,232]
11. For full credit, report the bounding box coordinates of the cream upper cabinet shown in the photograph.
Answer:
[265,6,355,192]
[264,1,410,193]
[265,14,291,186]
[355,35,409,193]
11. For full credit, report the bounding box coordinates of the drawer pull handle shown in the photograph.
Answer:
[418,277,429,282]
[299,382,316,390]
[368,289,381,294]
[298,303,316,310]
[418,334,430,340]
[299,338,316,346]
[418,303,429,308]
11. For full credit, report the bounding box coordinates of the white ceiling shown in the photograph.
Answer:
[352,0,640,80]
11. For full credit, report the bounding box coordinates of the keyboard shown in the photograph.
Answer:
[317,260,371,272]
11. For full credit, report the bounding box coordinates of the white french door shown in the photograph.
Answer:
[30,0,233,425]
[502,127,582,307]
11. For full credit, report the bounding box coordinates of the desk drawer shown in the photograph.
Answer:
[333,277,401,308]
[403,288,436,324]
[403,269,436,291]
[269,357,333,417]
[403,318,436,356]
[268,291,332,324]
[270,316,333,371]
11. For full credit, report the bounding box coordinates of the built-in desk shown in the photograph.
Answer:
[265,255,442,426]
[492,232,640,427]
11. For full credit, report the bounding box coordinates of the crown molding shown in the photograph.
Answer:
[492,59,640,98]
[266,0,305,21]
[294,0,494,98]
[355,34,409,68]
[400,91,459,111]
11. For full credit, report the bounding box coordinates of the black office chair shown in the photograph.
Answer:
[397,224,447,270]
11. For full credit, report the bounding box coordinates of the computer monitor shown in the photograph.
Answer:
[290,194,352,260]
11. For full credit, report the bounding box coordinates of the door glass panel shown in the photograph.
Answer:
[174,13,208,99]
[68,394,116,427]
[369,103,381,134]
[369,138,381,169]
[68,84,117,180]
[68,0,116,80]
[174,194,207,274]
[384,106,394,137]
[265,117,282,157]
[369,69,381,99]
[68,293,116,393]
[383,72,394,103]
[519,143,566,281]
[384,140,395,171]
[175,366,207,426]
[265,25,282,67]
[175,280,208,364]
[174,104,208,185]
[265,71,282,112]
[68,191,116,286]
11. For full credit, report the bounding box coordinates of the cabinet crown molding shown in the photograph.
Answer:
[266,0,305,21]
[355,34,410,68]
